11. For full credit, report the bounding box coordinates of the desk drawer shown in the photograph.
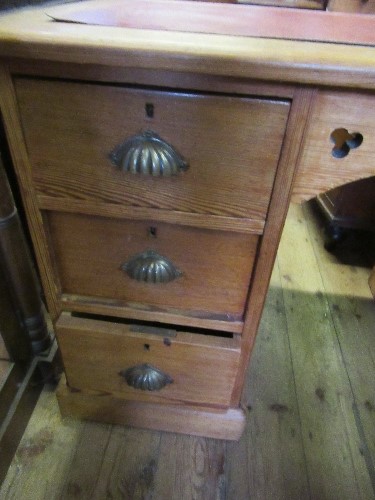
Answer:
[46,211,258,320]
[56,313,241,407]
[15,78,290,220]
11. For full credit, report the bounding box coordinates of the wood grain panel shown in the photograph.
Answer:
[293,90,375,202]
[56,313,241,408]
[57,375,246,440]
[46,211,258,319]
[15,78,290,221]
[232,88,315,403]
[46,0,375,46]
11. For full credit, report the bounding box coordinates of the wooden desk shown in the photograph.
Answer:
[0,0,374,440]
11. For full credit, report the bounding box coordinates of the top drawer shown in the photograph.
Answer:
[15,78,290,221]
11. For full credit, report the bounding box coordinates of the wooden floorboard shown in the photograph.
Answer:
[278,203,374,500]
[1,202,374,499]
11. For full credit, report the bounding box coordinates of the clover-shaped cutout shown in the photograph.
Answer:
[330,128,363,159]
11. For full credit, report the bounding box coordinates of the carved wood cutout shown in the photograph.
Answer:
[330,128,363,158]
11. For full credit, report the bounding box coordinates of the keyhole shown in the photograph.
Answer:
[149,226,157,238]
[145,103,154,118]
[144,343,150,351]
[330,128,363,158]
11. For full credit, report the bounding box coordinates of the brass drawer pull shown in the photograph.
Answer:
[110,130,189,176]
[120,363,173,391]
[121,250,182,283]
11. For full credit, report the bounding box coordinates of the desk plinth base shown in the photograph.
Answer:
[56,376,246,441]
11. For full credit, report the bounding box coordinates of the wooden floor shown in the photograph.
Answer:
[1,202,374,500]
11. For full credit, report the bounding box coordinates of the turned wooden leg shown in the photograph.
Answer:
[0,152,50,357]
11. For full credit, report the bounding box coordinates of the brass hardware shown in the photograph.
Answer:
[121,250,182,283]
[110,130,189,176]
[330,128,363,158]
[120,363,173,391]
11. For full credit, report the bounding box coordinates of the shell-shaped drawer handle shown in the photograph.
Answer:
[120,363,173,391]
[121,250,182,284]
[109,130,189,176]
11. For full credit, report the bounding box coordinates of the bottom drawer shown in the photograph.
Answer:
[56,313,241,408]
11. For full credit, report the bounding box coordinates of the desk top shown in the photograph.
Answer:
[0,0,375,89]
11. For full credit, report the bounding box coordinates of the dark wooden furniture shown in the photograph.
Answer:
[317,177,375,251]
[0,0,374,440]
[317,178,375,233]
[0,153,50,357]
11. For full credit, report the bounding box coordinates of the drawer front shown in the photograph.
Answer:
[16,78,290,220]
[46,211,259,320]
[294,91,375,201]
[56,314,241,407]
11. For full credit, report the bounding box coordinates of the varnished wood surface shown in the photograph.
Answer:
[15,78,289,222]
[46,211,258,319]
[1,5,375,89]
[2,202,375,498]
[293,90,375,202]
[57,313,241,407]
[232,88,314,403]
[60,295,244,334]
[57,374,246,440]
[46,0,375,46]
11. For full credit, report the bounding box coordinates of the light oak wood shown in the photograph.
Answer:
[232,88,315,403]
[60,295,244,333]
[1,1,375,442]
[46,211,259,319]
[46,0,374,46]
[37,196,265,235]
[8,59,296,99]
[57,375,246,440]
[293,90,375,202]
[15,78,289,221]
[56,313,241,407]
[1,5,375,90]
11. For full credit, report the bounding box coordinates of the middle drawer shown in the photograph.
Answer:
[45,211,259,321]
